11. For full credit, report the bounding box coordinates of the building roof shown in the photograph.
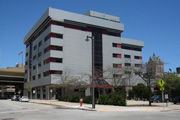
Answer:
[149,53,162,62]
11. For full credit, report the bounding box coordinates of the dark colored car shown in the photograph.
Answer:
[11,95,20,101]
[0,96,7,99]
[15,96,21,101]
[174,96,180,104]
[151,95,169,103]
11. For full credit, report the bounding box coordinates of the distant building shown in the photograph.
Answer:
[176,67,180,74]
[146,53,164,79]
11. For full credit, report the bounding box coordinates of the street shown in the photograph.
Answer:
[0,100,180,120]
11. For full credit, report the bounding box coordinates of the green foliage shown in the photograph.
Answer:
[83,96,92,104]
[82,96,98,104]
[58,96,69,101]
[58,95,79,102]
[163,72,180,98]
[128,89,134,100]
[67,95,79,102]
[98,91,126,106]
[132,83,151,100]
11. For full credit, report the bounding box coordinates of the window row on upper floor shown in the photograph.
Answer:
[112,53,142,60]
[113,63,142,68]
[26,19,121,48]
[112,43,142,52]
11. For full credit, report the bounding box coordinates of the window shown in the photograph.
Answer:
[44,47,48,54]
[107,31,119,37]
[56,34,63,39]
[25,61,28,65]
[38,41,42,47]
[33,55,36,61]
[134,56,140,59]
[33,65,36,70]
[125,63,131,66]
[124,54,131,58]
[44,35,49,42]
[112,43,121,48]
[32,75,36,80]
[38,52,42,57]
[33,45,37,51]
[113,74,121,78]
[113,63,122,68]
[113,53,121,58]
[135,64,142,67]
[43,72,47,77]
[56,22,63,26]
[43,70,63,77]
[38,62,41,67]
[112,43,117,47]
[56,46,63,51]
[26,52,28,57]
[38,74,41,79]
[56,58,63,63]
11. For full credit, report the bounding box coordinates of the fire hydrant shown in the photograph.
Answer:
[80,99,83,107]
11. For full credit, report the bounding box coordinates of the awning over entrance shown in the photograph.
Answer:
[89,78,113,88]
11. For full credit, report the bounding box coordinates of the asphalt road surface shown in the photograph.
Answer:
[0,100,180,120]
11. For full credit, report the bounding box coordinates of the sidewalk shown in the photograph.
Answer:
[29,99,180,112]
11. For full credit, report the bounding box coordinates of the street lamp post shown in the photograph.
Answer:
[86,34,95,109]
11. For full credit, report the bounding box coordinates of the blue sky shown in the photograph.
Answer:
[0,0,179,72]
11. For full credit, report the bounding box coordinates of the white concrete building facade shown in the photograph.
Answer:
[24,8,144,99]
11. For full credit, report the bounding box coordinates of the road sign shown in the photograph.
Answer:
[165,94,168,99]
[160,87,164,91]
[158,79,165,87]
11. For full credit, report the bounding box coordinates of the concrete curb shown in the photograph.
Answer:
[29,100,178,112]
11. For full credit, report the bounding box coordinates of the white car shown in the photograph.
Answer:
[20,96,29,102]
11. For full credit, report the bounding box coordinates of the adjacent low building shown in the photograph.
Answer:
[24,8,144,99]
[0,64,24,98]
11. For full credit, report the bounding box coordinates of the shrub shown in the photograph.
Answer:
[58,96,64,101]
[67,95,79,102]
[99,92,126,106]
[83,96,98,104]
[83,96,92,104]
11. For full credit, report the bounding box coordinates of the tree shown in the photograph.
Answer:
[53,68,89,98]
[134,63,159,106]
[163,72,180,98]
[132,83,150,100]
[104,66,126,92]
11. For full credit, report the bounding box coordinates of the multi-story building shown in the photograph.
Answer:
[24,8,144,100]
[146,53,164,79]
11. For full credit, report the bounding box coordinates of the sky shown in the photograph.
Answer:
[0,0,179,72]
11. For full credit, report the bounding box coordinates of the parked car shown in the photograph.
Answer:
[173,96,180,104]
[151,95,169,103]
[20,96,29,102]
[0,96,7,99]
[16,96,21,101]
[11,95,20,101]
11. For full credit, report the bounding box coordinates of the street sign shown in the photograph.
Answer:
[160,87,164,91]
[165,94,168,99]
[158,79,165,87]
